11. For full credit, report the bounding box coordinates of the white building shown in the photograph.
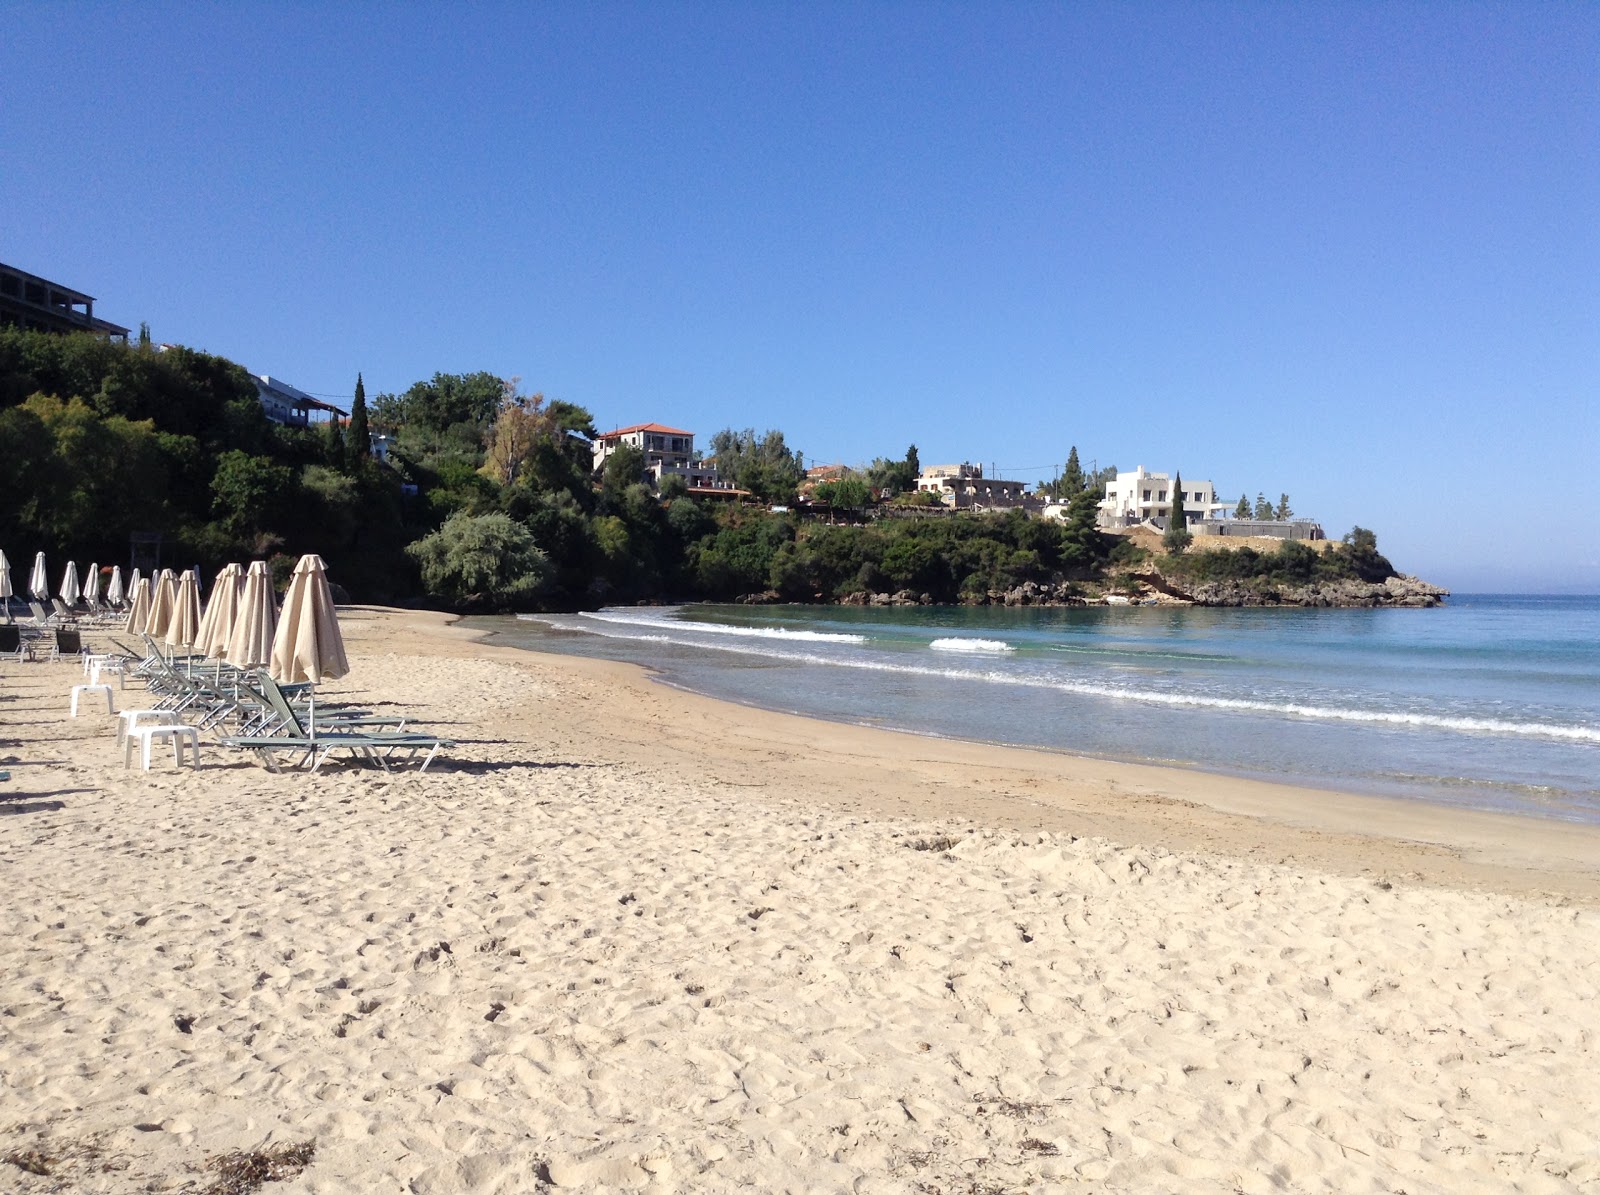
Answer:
[916,463,1028,509]
[592,422,695,473]
[591,422,735,492]
[1098,465,1228,527]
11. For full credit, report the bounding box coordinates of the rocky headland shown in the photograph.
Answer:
[814,572,1449,609]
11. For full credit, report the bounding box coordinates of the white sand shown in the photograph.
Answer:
[3,608,1599,1193]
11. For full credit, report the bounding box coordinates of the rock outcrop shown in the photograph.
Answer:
[1154,573,1448,608]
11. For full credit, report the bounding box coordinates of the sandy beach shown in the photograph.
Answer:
[4,606,1599,1194]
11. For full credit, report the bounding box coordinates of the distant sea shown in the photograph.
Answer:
[468,595,1600,825]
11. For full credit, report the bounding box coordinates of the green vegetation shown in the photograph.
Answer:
[706,428,804,502]
[1162,530,1396,587]
[2,326,1395,612]
[1163,472,1192,555]
[864,444,919,497]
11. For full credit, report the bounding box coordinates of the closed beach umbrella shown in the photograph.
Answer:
[59,561,82,607]
[84,562,101,606]
[29,552,48,600]
[226,561,277,669]
[124,577,152,634]
[107,566,125,608]
[165,568,203,649]
[0,550,12,622]
[195,563,244,658]
[270,555,348,685]
[129,567,142,593]
[145,569,177,640]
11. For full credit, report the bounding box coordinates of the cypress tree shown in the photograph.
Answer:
[1234,493,1250,519]
[348,373,370,469]
[1164,472,1192,554]
[324,412,346,470]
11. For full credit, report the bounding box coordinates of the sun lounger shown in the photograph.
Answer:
[50,628,86,662]
[0,624,34,662]
[218,675,452,774]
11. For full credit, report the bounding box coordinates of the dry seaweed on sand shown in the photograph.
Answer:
[202,1140,316,1195]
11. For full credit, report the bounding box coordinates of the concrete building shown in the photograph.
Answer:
[592,422,738,493]
[916,463,1028,510]
[0,261,129,340]
[592,423,695,473]
[1099,466,1228,528]
[254,375,347,429]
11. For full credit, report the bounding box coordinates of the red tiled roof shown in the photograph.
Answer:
[595,422,693,439]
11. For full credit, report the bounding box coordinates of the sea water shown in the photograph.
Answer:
[469,595,1600,824]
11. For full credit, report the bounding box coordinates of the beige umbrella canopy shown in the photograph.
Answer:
[145,569,177,640]
[270,555,348,685]
[124,577,152,634]
[225,561,277,670]
[195,563,244,658]
[165,568,203,650]
[84,562,101,606]
[59,561,82,607]
[107,566,125,608]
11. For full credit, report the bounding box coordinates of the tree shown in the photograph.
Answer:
[211,449,296,545]
[481,392,543,487]
[323,413,346,470]
[1234,493,1250,519]
[1341,526,1395,582]
[814,476,871,515]
[865,444,920,496]
[1163,472,1193,555]
[1274,493,1293,520]
[601,442,647,501]
[1086,463,1117,497]
[1063,446,1085,495]
[347,373,370,468]
[1255,492,1273,520]
[371,371,504,434]
[406,511,551,608]
[708,428,804,503]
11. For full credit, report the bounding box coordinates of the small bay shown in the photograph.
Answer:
[468,594,1600,824]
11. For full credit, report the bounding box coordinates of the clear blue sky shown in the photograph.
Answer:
[4,3,1595,592]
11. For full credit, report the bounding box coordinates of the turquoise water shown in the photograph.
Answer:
[471,595,1600,823]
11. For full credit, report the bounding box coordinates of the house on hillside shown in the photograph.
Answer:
[1098,466,1227,528]
[254,375,347,429]
[0,261,129,341]
[916,463,1028,510]
[592,422,737,494]
[592,422,695,473]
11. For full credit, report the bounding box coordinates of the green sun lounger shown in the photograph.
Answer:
[218,675,453,774]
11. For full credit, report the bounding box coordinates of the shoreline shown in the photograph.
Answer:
[439,609,1600,901]
[490,614,1586,831]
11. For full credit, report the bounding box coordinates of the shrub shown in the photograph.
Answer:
[406,511,550,608]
